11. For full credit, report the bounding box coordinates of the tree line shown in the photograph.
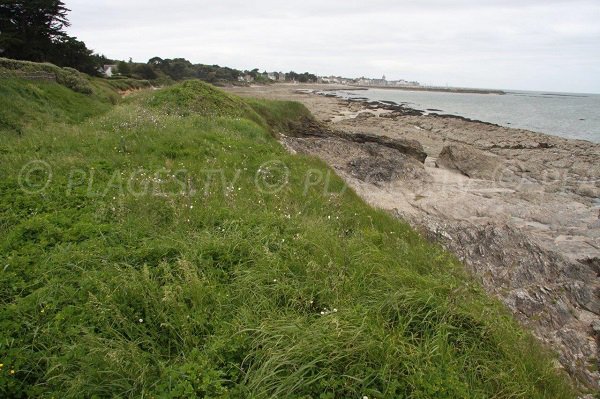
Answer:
[116,58,318,84]
[0,0,318,83]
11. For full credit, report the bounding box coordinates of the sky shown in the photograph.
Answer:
[66,0,600,93]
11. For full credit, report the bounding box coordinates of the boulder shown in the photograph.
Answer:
[346,153,428,184]
[436,144,504,179]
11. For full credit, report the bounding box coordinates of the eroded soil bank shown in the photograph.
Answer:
[226,84,600,390]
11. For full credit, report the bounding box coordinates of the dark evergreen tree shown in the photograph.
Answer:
[0,0,70,61]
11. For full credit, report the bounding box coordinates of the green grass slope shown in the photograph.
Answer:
[0,78,112,134]
[0,78,576,398]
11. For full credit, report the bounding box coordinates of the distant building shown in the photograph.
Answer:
[317,75,354,85]
[101,65,117,77]
[238,74,254,83]
[317,74,420,87]
[264,72,286,82]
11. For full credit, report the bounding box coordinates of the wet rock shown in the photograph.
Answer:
[490,141,555,150]
[333,131,427,163]
[347,153,428,184]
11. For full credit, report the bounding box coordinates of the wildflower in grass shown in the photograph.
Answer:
[139,318,144,323]
[10,370,15,375]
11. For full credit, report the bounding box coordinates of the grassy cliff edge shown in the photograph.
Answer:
[0,76,577,398]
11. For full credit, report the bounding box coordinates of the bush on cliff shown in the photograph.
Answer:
[0,57,93,94]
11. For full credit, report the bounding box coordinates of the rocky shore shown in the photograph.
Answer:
[324,85,506,95]
[226,84,600,391]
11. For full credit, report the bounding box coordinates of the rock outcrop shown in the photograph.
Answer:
[410,216,600,389]
[332,131,427,163]
[436,144,504,180]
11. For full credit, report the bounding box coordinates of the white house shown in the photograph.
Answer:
[101,65,117,77]
[238,74,254,83]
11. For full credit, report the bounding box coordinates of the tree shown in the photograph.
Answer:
[117,60,131,76]
[148,56,164,66]
[165,58,193,80]
[132,63,157,80]
[0,0,107,75]
[0,0,70,61]
[49,36,97,74]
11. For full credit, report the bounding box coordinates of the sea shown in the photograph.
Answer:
[328,88,600,143]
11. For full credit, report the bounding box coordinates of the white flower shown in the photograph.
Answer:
[138,318,144,323]
[333,308,338,312]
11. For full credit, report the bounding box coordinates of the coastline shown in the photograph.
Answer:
[225,83,600,390]
[337,84,506,95]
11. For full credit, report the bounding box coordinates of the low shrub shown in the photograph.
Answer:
[0,58,93,94]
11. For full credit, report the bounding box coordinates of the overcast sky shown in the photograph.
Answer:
[66,0,600,93]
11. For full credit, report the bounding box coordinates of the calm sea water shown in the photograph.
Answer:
[333,88,600,143]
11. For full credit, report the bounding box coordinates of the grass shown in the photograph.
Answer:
[102,77,154,91]
[245,98,317,136]
[0,74,577,398]
[0,78,112,134]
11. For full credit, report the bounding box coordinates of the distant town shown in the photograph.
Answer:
[97,59,421,88]
[240,72,421,87]
[98,63,503,94]
[321,75,421,87]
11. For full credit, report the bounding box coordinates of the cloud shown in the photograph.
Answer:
[66,0,600,92]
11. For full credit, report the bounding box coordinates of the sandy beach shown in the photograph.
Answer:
[226,83,600,389]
